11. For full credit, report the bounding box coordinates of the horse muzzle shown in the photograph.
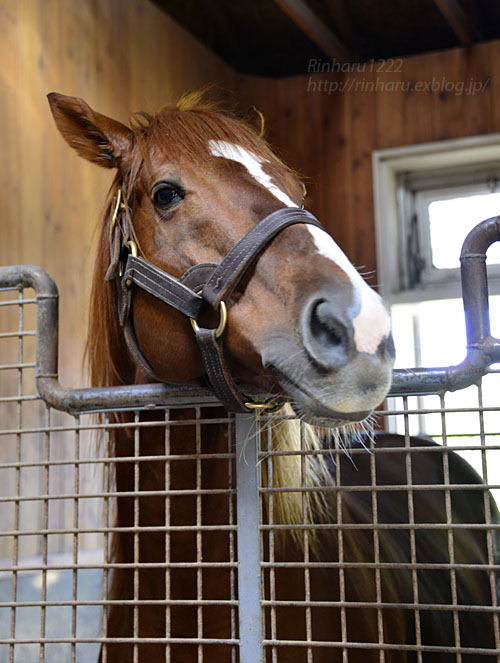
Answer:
[262,292,395,427]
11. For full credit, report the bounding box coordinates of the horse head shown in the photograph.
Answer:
[48,91,394,427]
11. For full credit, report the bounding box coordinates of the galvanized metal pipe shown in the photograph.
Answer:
[1,215,499,411]
[390,215,500,395]
[235,413,264,663]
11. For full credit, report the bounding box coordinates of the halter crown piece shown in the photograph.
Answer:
[108,187,324,413]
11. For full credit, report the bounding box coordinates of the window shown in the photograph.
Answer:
[373,134,500,303]
[373,135,500,495]
[401,167,500,290]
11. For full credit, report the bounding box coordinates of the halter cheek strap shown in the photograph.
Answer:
[109,189,324,413]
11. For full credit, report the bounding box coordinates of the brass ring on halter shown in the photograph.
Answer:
[190,300,227,339]
[244,401,275,410]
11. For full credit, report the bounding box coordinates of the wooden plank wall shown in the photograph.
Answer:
[238,40,500,286]
[0,0,237,389]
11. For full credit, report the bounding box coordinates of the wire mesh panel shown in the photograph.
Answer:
[254,388,500,661]
[1,253,500,662]
[0,281,240,662]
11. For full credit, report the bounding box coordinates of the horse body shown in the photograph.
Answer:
[105,411,236,662]
[47,91,498,661]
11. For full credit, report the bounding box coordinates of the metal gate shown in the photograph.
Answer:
[0,218,499,661]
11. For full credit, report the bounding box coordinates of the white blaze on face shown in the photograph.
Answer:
[208,140,391,355]
[208,140,298,208]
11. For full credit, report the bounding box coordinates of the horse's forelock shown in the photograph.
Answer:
[128,94,294,182]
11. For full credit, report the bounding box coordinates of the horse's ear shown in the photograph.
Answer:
[47,92,134,169]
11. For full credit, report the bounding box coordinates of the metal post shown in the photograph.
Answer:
[235,413,264,663]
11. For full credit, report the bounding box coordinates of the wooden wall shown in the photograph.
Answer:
[0,0,239,560]
[0,0,237,387]
[238,40,500,284]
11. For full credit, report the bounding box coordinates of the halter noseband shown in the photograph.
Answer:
[108,188,324,413]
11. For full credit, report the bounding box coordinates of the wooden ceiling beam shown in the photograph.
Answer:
[324,0,355,48]
[432,0,477,46]
[274,0,350,62]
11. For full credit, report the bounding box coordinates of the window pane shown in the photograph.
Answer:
[391,295,500,369]
[428,192,500,269]
[389,299,500,501]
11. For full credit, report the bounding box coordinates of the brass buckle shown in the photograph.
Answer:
[124,241,139,287]
[127,240,138,258]
[110,188,127,233]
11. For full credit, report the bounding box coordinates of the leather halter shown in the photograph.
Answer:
[107,188,324,413]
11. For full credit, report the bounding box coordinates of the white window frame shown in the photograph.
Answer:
[372,133,500,305]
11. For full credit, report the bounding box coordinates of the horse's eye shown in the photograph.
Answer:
[153,184,184,209]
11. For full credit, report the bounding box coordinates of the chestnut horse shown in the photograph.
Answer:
[48,91,498,662]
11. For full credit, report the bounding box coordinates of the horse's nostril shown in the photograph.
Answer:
[310,300,345,348]
[303,299,351,371]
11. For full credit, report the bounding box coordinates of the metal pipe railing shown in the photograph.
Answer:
[389,215,500,395]
[1,216,499,412]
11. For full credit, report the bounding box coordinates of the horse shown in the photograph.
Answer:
[47,91,499,662]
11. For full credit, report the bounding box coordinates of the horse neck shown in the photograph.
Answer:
[113,406,232,504]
